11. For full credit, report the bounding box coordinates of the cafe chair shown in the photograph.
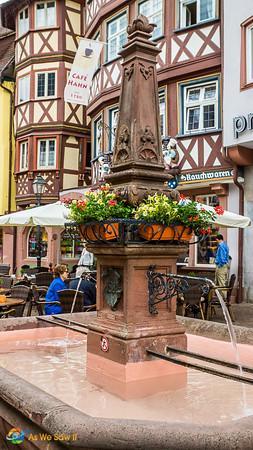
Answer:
[0,264,10,276]
[0,276,13,289]
[207,274,236,322]
[177,278,210,320]
[7,285,31,317]
[31,285,53,316]
[35,272,53,287]
[58,289,84,313]
[0,309,16,319]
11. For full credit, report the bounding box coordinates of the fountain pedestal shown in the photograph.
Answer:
[86,243,187,399]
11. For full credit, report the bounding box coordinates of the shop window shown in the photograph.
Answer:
[106,12,127,62]
[28,227,48,258]
[179,0,216,28]
[108,107,119,152]
[195,195,219,265]
[18,7,29,37]
[61,231,83,259]
[18,75,30,104]
[179,77,220,134]
[36,72,56,98]
[20,141,28,171]
[37,139,56,168]
[241,17,253,89]
[138,0,163,39]
[36,1,56,28]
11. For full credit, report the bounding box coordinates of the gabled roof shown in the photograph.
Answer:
[0,26,15,81]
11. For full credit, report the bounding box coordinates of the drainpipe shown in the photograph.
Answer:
[222,147,244,303]
[1,78,15,272]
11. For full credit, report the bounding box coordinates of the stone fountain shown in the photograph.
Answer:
[85,15,187,399]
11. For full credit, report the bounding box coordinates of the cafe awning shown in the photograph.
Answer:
[0,202,69,227]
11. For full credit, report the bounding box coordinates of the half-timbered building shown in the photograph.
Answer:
[84,0,235,282]
[1,0,90,269]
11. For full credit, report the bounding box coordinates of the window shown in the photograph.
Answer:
[20,141,28,171]
[93,116,102,157]
[106,13,127,62]
[108,107,119,152]
[195,195,219,265]
[61,231,83,259]
[18,76,30,103]
[179,0,216,28]
[139,0,163,39]
[93,31,101,70]
[247,25,253,83]
[159,90,166,137]
[18,7,29,36]
[37,139,56,168]
[36,1,56,28]
[28,227,48,258]
[181,79,219,134]
[36,72,56,98]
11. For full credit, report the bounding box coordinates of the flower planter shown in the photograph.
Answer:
[79,223,119,241]
[138,224,193,242]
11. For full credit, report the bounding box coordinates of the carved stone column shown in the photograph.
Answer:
[106,15,172,203]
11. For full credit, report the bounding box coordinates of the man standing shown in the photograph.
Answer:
[215,234,230,292]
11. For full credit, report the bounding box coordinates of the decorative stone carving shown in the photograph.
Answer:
[138,126,158,162]
[124,64,134,80]
[103,268,122,311]
[115,125,130,162]
[127,14,156,36]
[139,63,153,80]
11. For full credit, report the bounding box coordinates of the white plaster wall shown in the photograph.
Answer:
[243,166,253,302]
[223,0,253,147]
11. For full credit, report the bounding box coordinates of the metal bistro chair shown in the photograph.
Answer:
[57,289,84,313]
[208,274,236,322]
[7,285,32,317]
[177,278,210,320]
[35,272,53,287]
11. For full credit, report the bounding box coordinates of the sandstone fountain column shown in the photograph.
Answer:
[86,16,187,399]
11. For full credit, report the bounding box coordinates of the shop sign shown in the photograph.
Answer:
[180,169,233,184]
[233,114,253,138]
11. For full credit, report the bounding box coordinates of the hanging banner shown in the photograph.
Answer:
[64,38,103,106]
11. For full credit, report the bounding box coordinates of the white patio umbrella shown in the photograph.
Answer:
[0,202,70,227]
[0,200,250,229]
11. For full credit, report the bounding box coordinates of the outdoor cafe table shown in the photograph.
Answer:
[0,288,11,295]
[0,298,25,309]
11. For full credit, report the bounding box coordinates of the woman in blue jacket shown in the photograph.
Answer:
[45,264,68,314]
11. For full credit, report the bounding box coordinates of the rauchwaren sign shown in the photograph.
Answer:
[180,169,233,184]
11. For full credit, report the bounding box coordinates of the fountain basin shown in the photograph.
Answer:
[0,314,252,448]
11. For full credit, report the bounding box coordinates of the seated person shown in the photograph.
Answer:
[69,273,96,308]
[76,246,94,278]
[45,264,68,315]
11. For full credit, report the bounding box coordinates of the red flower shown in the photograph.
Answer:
[108,200,117,206]
[179,194,186,200]
[100,185,109,191]
[214,205,224,215]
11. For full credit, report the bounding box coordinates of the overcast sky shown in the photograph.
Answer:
[0,0,9,4]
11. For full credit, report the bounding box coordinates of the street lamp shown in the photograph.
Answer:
[32,175,46,268]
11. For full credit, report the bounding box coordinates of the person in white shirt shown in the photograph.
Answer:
[76,246,94,278]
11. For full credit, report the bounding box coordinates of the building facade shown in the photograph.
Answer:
[1,0,91,271]
[223,0,253,301]
[0,26,15,262]
[84,0,240,287]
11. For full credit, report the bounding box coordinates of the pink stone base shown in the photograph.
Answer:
[86,352,187,400]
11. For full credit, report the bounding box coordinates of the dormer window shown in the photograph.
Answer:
[36,1,56,28]
[18,7,29,37]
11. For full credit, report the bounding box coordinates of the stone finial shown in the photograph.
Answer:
[127,15,156,36]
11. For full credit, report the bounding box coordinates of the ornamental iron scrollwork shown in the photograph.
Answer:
[102,267,123,311]
[147,266,212,315]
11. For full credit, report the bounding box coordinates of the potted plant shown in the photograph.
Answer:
[67,185,134,240]
[134,193,216,241]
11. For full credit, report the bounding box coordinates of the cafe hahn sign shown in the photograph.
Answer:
[180,169,233,184]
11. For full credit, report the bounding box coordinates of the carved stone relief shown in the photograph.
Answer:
[115,125,131,162]
[139,63,153,80]
[102,268,123,311]
[138,126,158,162]
[124,64,134,81]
